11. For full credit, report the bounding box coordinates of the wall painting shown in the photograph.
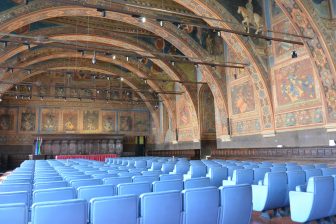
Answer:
[101,111,116,133]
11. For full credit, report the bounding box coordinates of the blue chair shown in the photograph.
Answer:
[184,177,211,189]
[70,178,103,189]
[132,175,159,184]
[33,187,76,203]
[142,171,162,176]
[301,164,315,170]
[159,174,183,181]
[170,164,190,175]
[329,175,336,217]
[206,166,228,187]
[321,168,336,176]
[0,191,29,205]
[314,163,328,169]
[252,172,288,218]
[152,180,183,192]
[148,162,163,171]
[0,203,28,224]
[135,160,147,168]
[227,166,244,178]
[161,163,175,174]
[31,199,87,224]
[90,195,138,224]
[271,167,287,172]
[183,165,207,180]
[103,177,132,185]
[304,169,322,182]
[2,178,31,184]
[6,174,32,180]
[140,190,182,224]
[286,166,302,171]
[34,181,68,190]
[222,169,253,186]
[64,175,92,182]
[285,171,306,205]
[0,183,32,193]
[117,182,151,196]
[253,168,271,184]
[219,184,252,224]
[290,176,333,223]
[34,177,64,183]
[77,184,115,202]
[91,173,118,179]
[182,187,219,224]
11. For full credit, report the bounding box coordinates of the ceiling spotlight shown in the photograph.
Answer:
[112,55,116,60]
[194,64,199,69]
[0,98,2,102]
[126,56,129,62]
[28,96,32,100]
[96,90,100,94]
[2,41,8,47]
[24,42,31,50]
[177,23,181,29]
[63,97,67,101]
[15,95,18,99]
[217,31,221,37]
[92,75,96,80]
[120,77,124,82]
[40,96,44,101]
[92,51,97,64]
[159,20,164,27]
[291,50,298,59]
[97,8,106,17]
[107,76,110,80]
[27,69,32,75]
[7,67,14,73]
[140,16,146,23]
[144,79,147,84]
[171,61,175,66]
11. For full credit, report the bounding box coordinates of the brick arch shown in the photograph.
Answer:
[274,0,336,124]
[0,0,232,140]
[3,56,162,136]
[173,0,275,135]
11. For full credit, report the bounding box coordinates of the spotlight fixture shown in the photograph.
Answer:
[159,20,164,27]
[291,50,298,59]
[1,41,8,47]
[126,56,129,62]
[7,67,14,73]
[112,55,116,60]
[144,79,147,84]
[0,98,2,102]
[97,8,106,17]
[27,69,32,75]
[107,76,110,80]
[63,97,67,101]
[23,42,31,50]
[78,50,85,56]
[140,16,146,23]
[171,61,175,66]
[28,96,32,100]
[120,77,124,82]
[194,64,199,69]
[217,31,221,37]
[40,96,44,100]
[15,95,18,99]
[92,51,97,64]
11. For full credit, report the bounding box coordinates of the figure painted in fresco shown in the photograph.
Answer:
[280,74,315,103]
[83,111,98,131]
[103,115,115,132]
[205,34,214,55]
[120,115,132,132]
[231,81,255,115]
[21,112,35,131]
[237,0,264,34]
[0,114,11,130]
[179,103,190,127]
[43,112,58,132]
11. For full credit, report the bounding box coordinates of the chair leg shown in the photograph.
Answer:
[273,209,282,218]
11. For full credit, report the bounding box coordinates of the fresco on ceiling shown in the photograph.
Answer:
[134,111,149,132]
[102,111,116,132]
[19,108,36,132]
[41,108,59,132]
[83,110,99,131]
[271,0,283,18]
[63,110,78,132]
[200,86,216,134]
[275,107,323,129]
[0,0,17,11]
[0,108,16,132]
[274,58,317,106]
[119,111,133,132]
[312,0,331,19]
[231,80,256,115]
[272,19,303,60]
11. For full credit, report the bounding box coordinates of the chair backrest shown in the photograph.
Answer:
[306,176,333,220]
[135,160,147,168]
[140,190,182,224]
[0,183,32,193]
[321,168,336,176]
[206,166,228,187]
[90,195,138,224]
[188,165,207,178]
[286,166,302,171]
[77,184,115,202]
[184,177,211,189]
[31,199,87,224]
[219,184,252,224]
[0,191,29,205]
[314,164,328,169]
[173,164,190,174]
[182,187,219,224]
[161,163,175,174]
[142,171,162,176]
[152,180,183,192]
[232,169,254,185]
[159,174,183,181]
[227,166,244,178]
[287,170,306,191]
[91,174,118,179]
[103,177,132,185]
[34,181,68,190]
[150,162,163,171]
[132,175,159,184]
[70,178,103,189]
[263,172,288,209]
[271,167,287,172]
[0,203,28,224]
[34,177,64,183]
[64,175,92,182]
[304,169,322,182]
[117,182,151,196]
[2,178,31,184]
[6,174,32,180]
[33,187,76,203]
[301,164,315,170]
[253,168,271,184]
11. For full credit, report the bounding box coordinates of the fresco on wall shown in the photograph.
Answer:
[0,108,16,132]
[41,109,59,132]
[271,0,283,18]
[177,97,191,129]
[102,111,116,132]
[83,110,99,131]
[119,111,133,132]
[272,19,303,60]
[312,0,331,18]
[231,80,256,115]
[274,58,317,106]
[19,108,36,132]
[275,107,324,128]
[200,86,216,134]
[231,118,261,135]
[134,111,149,132]
[63,110,78,132]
